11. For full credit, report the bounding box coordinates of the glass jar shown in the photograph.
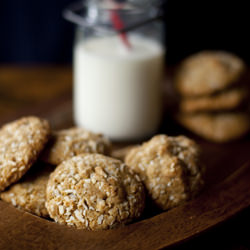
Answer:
[71,0,165,141]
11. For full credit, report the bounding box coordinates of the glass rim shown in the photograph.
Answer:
[83,0,154,14]
[63,0,159,33]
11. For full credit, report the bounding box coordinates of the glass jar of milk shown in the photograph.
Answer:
[73,0,165,141]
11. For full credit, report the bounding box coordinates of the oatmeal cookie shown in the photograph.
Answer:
[125,135,204,210]
[0,116,50,191]
[175,51,245,97]
[0,162,53,217]
[177,112,250,142]
[46,154,145,230]
[41,127,111,165]
[179,87,248,113]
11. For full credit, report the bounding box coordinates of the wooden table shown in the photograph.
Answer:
[0,66,250,250]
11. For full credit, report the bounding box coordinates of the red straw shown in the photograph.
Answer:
[109,10,132,49]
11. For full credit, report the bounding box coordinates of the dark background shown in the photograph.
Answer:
[0,0,249,65]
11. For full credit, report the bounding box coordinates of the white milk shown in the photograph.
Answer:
[73,35,164,141]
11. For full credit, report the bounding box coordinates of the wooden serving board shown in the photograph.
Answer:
[0,93,250,250]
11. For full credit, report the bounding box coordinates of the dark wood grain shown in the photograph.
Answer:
[0,66,250,250]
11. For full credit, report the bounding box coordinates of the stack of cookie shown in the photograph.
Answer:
[174,51,250,142]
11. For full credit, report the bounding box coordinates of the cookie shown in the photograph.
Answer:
[175,51,245,97]
[125,135,204,210]
[46,154,145,230]
[111,145,139,162]
[177,112,250,142]
[0,162,53,217]
[41,128,111,165]
[179,87,248,113]
[0,116,50,191]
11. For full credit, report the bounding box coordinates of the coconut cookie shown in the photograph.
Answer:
[46,154,145,230]
[0,162,53,217]
[175,51,245,97]
[177,112,250,143]
[125,135,204,210]
[179,87,247,113]
[0,116,50,191]
[41,127,111,165]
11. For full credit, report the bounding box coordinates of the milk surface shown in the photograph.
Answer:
[74,35,164,140]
